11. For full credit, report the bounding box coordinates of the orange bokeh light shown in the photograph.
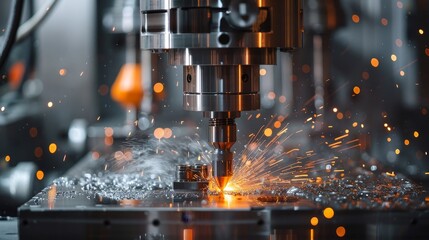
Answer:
[153,82,164,93]
[264,128,273,137]
[336,226,346,237]
[323,207,335,219]
[49,143,57,154]
[310,217,318,226]
[370,58,379,68]
[36,170,45,180]
[353,86,361,95]
[154,128,165,139]
[352,14,360,23]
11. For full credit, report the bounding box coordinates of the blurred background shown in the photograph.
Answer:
[0,0,428,216]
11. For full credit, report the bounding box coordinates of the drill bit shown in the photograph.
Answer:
[207,112,238,190]
[212,150,233,190]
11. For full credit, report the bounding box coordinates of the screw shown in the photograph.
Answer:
[187,74,192,83]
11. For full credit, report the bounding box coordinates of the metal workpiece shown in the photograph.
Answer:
[175,164,192,182]
[191,164,209,181]
[173,164,209,191]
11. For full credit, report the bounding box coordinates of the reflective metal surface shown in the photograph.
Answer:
[168,48,277,66]
[17,151,429,239]
[141,0,302,49]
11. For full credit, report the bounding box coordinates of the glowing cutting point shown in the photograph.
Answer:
[223,183,235,192]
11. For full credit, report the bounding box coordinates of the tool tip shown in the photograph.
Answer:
[214,176,230,191]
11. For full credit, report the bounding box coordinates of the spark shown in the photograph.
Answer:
[294,174,308,178]
[399,59,418,71]
[338,144,361,153]
[334,134,349,141]
[215,95,364,192]
[285,148,299,154]
[291,178,310,182]
[345,138,360,145]
[328,141,342,148]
